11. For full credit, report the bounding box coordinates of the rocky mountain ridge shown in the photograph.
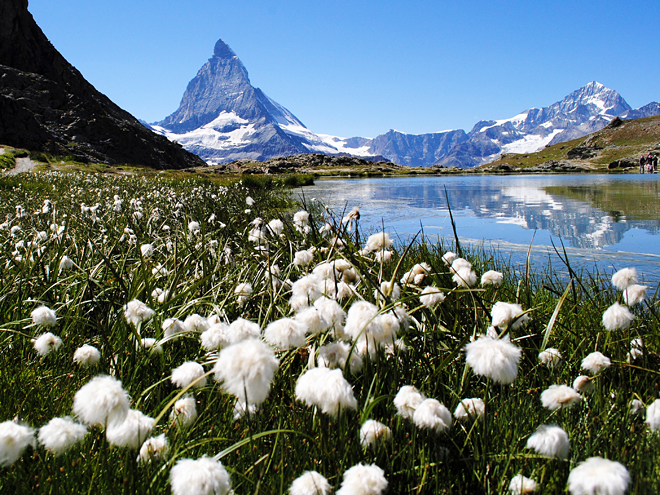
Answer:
[0,0,205,169]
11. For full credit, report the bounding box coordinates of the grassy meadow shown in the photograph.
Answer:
[0,170,659,494]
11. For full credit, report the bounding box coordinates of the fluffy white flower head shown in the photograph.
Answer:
[31,305,57,327]
[264,318,307,350]
[623,284,648,306]
[541,384,582,410]
[413,398,452,433]
[567,457,629,495]
[465,335,521,384]
[602,302,634,331]
[289,470,330,495]
[38,417,87,456]
[213,339,279,406]
[611,267,637,290]
[481,270,504,287]
[123,299,154,327]
[170,397,198,429]
[360,420,392,448]
[138,434,169,464]
[454,398,485,421]
[170,456,231,495]
[171,361,207,389]
[394,385,425,419]
[364,232,392,253]
[106,409,155,450]
[73,375,130,426]
[491,301,529,329]
[73,344,101,367]
[295,367,357,417]
[336,463,388,495]
[526,424,570,460]
[420,286,445,308]
[508,474,537,494]
[645,399,660,431]
[33,332,62,356]
[581,352,611,375]
[538,348,562,368]
[0,421,35,467]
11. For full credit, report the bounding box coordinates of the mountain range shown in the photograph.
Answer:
[151,38,660,168]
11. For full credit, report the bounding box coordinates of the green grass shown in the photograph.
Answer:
[0,171,658,494]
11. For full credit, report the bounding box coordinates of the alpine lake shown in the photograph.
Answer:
[297,174,660,289]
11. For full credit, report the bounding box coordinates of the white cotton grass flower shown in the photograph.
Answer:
[213,338,279,406]
[106,409,155,449]
[628,338,644,362]
[630,399,645,416]
[293,210,310,233]
[359,420,392,448]
[573,375,594,393]
[317,342,363,373]
[73,375,130,426]
[375,281,400,301]
[602,302,634,331]
[163,318,186,339]
[450,258,477,287]
[363,232,392,254]
[508,474,537,494]
[538,348,562,368]
[413,398,452,433]
[289,470,331,495]
[123,299,154,327]
[419,286,445,308]
[394,385,425,419]
[313,297,346,333]
[73,344,101,367]
[541,385,582,411]
[441,251,457,265]
[33,332,63,356]
[170,456,231,495]
[59,255,74,271]
[400,263,431,286]
[454,398,485,421]
[38,417,87,456]
[375,250,392,263]
[235,282,252,307]
[200,323,230,351]
[645,399,660,431]
[151,288,170,304]
[0,421,35,467]
[291,273,323,307]
[294,249,315,267]
[623,284,648,306]
[268,218,284,236]
[264,318,307,350]
[581,351,611,375]
[295,307,329,335]
[183,314,210,333]
[526,424,570,459]
[611,267,637,290]
[140,243,154,257]
[227,317,261,344]
[481,270,504,287]
[171,361,207,389]
[295,367,357,417]
[336,463,388,495]
[138,434,169,464]
[344,301,400,357]
[31,305,57,327]
[170,397,198,429]
[465,335,521,384]
[188,221,201,235]
[567,457,630,495]
[491,301,529,329]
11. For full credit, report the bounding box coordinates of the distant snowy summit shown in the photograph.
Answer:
[151,39,659,167]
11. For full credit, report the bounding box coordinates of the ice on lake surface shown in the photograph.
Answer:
[299,174,660,284]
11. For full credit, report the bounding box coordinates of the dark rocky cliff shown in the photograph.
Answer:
[0,0,205,169]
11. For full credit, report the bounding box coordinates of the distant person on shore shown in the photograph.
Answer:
[640,155,646,173]
[653,154,658,172]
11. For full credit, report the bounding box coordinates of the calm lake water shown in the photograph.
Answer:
[298,174,660,285]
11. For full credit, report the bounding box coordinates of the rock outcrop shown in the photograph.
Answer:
[0,0,205,169]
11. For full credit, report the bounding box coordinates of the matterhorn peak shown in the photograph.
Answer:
[213,38,237,59]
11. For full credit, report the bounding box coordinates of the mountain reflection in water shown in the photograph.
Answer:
[299,174,660,280]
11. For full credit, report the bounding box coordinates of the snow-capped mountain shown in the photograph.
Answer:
[151,41,658,167]
[151,39,375,163]
[436,82,634,168]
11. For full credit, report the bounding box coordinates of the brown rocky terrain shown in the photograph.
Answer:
[0,0,205,169]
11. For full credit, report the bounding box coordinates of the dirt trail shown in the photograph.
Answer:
[5,157,38,175]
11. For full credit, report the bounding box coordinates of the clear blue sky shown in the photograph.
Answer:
[28,0,659,138]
